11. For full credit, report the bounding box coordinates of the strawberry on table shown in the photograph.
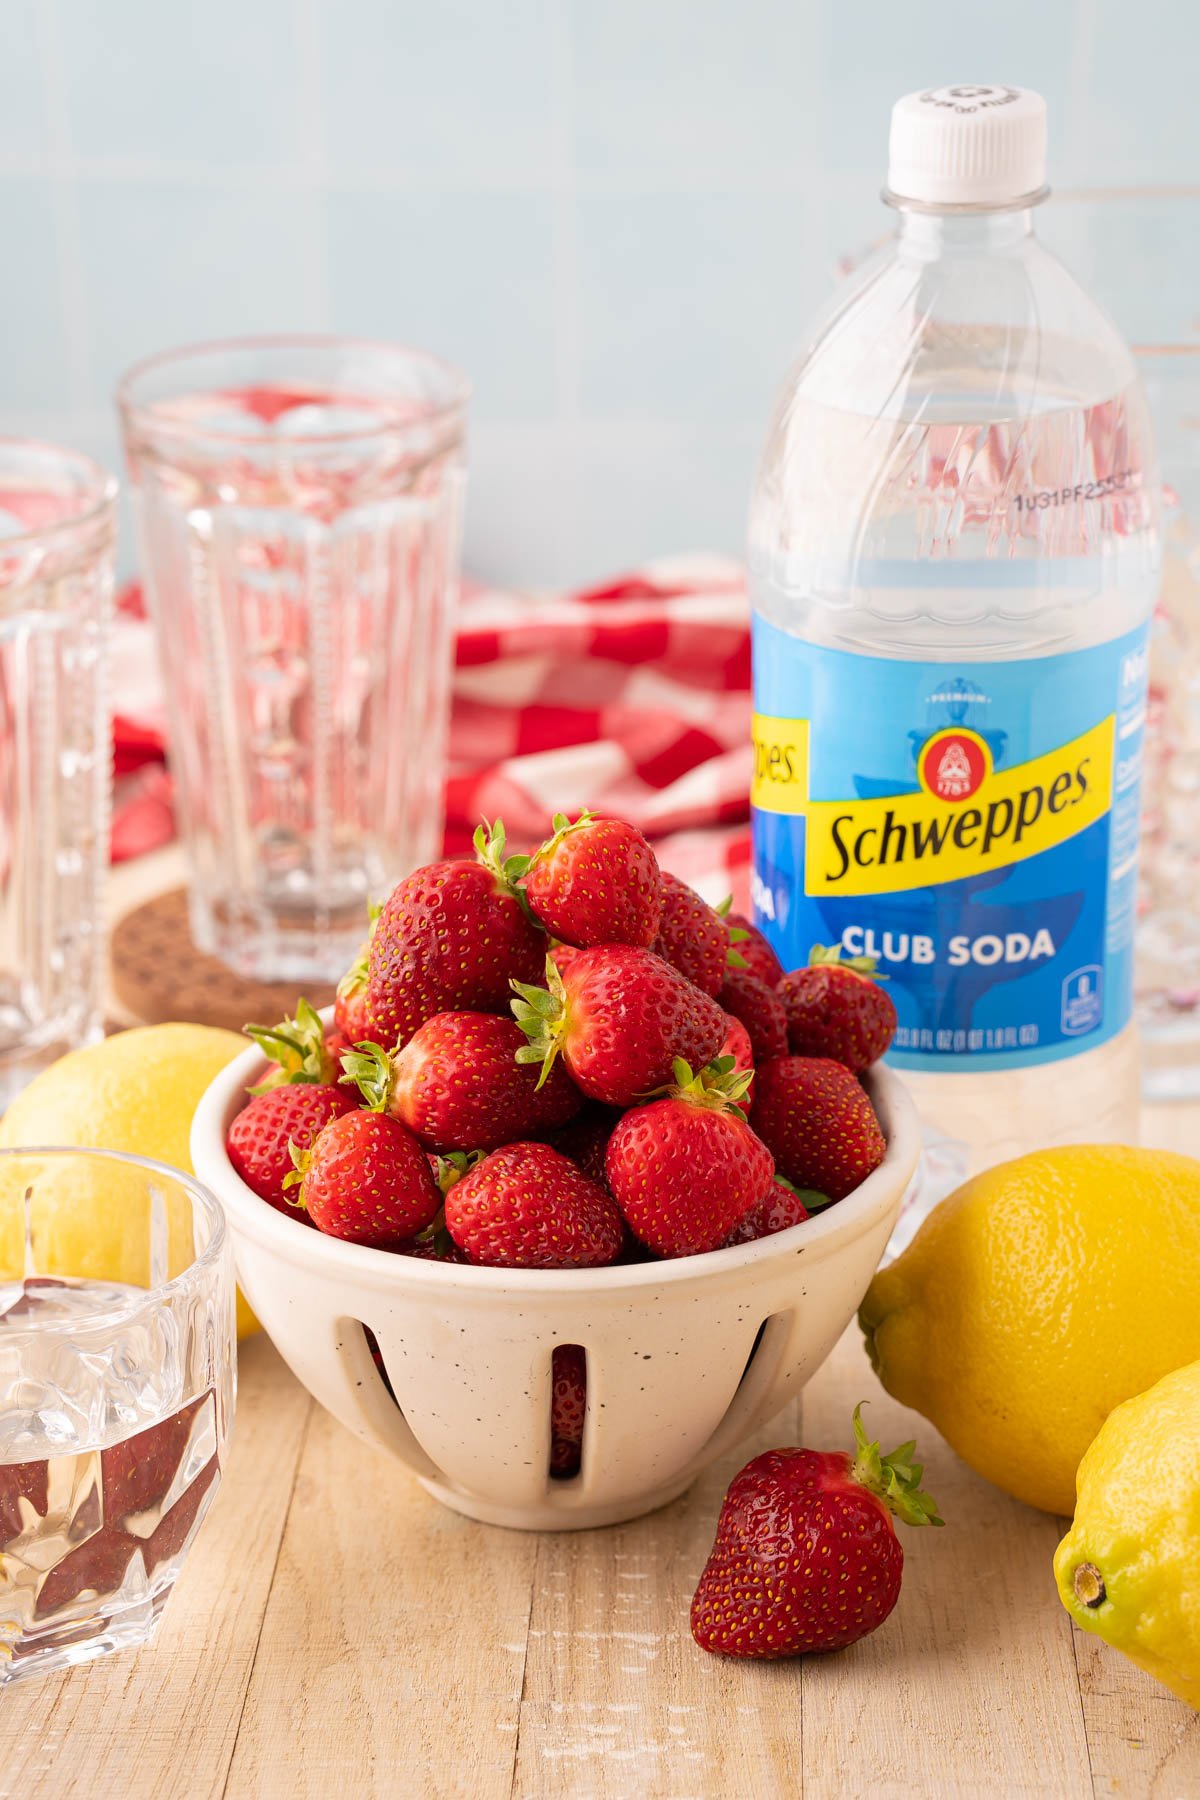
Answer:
[520,811,662,948]
[726,911,785,988]
[364,822,546,1049]
[342,1012,581,1152]
[550,1344,587,1478]
[226,1082,357,1213]
[751,1055,886,1201]
[289,1109,441,1247]
[778,945,898,1072]
[724,1174,826,1245]
[652,872,731,997]
[445,1141,624,1268]
[718,966,788,1063]
[605,1058,774,1258]
[691,1405,942,1658]
[511,946,726,1107]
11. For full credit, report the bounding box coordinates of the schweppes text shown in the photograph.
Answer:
[751,713,1115,898]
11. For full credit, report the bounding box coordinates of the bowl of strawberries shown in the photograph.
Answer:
[192,813,920,1530]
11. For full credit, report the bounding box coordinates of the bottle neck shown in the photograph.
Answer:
[894,207,1037,258]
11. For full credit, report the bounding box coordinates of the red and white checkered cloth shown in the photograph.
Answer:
[112,554,754,908]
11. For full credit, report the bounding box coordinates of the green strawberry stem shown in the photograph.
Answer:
[850,1404,943,1527]
[524,809,596,876]
[510,955,569,1089]
[339,1042,396,1112]
[474,818,534,889]
[281,1138,312,1206]
[718,895,749,968]
[430,1150,485,1195]
[245,996,334,1093]
[810,943,889,983]
[660,1055,754,1114]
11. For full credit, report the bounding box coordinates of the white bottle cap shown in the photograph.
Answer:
[887,85,1048,209]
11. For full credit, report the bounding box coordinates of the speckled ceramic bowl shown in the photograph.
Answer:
[192,1028,919,1531]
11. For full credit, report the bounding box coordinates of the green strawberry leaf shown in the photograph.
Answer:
[509,956,569,1090]
[245,995,333,1093]
[809,942,888,982]
[339,1041,396,1112]
[850,1403,944,1528]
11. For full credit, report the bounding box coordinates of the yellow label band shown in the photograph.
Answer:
[753,713,1115,898]
[750,714,810,814]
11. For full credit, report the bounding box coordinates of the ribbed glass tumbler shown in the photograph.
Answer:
[0,441,116,1109]
[118,337,469,982]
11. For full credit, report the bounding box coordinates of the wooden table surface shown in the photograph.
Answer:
[3,853,1198,1798]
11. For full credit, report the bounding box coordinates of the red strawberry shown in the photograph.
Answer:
[521,810,662,948]
[719,1013,755,1115]
[226,1083,357,1212]
[244,996,338,1090]
[444,1141,624,1268]
[550,1344,587,1478]
[511,947,726,1107]
[291,1109,441,1246]
[691,1406,942,1658]
[652,872,730,996]
[605,1059,773,1257]
[543,1104,621,1188]
[335,903,379,1044]
[778,946,897,1072]
[718,967,788,1063]
[550,941,583,979]
[343,1012,581,1152]
[751,1056,886,1201]
[726,911,785,987]
[364,822,546,1049]
[725,1175,825,1245]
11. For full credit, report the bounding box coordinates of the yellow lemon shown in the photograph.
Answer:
[1055,1359,1200,1708]
[0,1024,258,1337]
[859,1146,1200,1515]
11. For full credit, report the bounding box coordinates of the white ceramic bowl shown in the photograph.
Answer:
[192,1035,920,1531]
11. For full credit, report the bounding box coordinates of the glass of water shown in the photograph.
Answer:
[0,1147,235,1685]
[0,442,116,1111]
[117,336,469,983]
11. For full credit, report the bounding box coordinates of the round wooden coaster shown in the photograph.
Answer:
[112,888,336,1032]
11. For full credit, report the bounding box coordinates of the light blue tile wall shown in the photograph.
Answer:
[3,0,1198,587]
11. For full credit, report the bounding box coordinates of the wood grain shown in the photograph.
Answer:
[222,1402,538,1800]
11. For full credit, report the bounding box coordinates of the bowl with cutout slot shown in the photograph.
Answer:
[191,1024,920,1531]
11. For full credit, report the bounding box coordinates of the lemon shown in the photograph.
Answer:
[1055,1359,1200,1707]
[859,1146,1200,1515]
[0,1024,258,1337]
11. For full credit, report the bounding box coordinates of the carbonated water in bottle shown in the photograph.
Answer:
[749,86,1161,1195]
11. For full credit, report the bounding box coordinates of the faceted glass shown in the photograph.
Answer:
[0,1148,235,1685]
[0,442,116,1109]
[118,337,468,983]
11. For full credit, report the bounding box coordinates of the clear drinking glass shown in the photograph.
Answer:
[118,337,469,983]
[0,1147,235,1684]
[0,442,116,1110]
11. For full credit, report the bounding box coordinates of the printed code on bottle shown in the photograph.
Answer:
[1013,469,1133,512]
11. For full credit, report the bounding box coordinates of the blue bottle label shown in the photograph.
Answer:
[750,619,1149,1070]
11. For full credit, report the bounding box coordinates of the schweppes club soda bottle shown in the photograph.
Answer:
[749,86,1160,1180]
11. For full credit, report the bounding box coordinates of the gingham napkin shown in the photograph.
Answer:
[112,554,754,909]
